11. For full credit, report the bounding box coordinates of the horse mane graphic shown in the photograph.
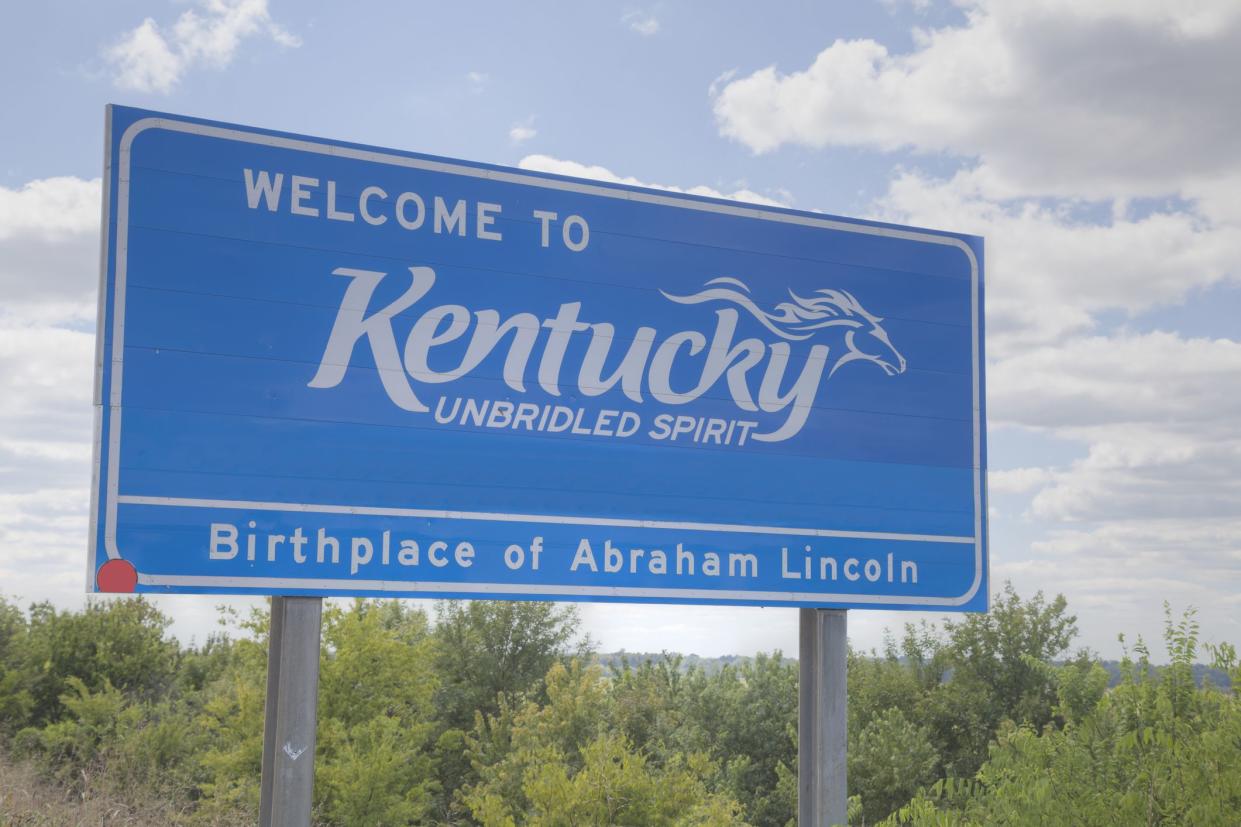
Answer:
[661,277,907,377]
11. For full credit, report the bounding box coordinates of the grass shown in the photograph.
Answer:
[0,751,249,826]
[1,752,144,825]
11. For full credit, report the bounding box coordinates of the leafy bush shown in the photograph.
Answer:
[883,607,1241,826]
[0,590,1236,826]
[849,708,938,823]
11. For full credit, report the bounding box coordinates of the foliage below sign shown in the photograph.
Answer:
[90,106,987,609]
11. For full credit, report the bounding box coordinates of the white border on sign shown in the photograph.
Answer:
[93,113,986,607]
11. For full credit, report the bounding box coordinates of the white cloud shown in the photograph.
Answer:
[0,326,96,606]
[0,177,101,325]
[712,0,1241,204]
[108,19,182,95]
[1020,518,1241,638]
[990,466,1055,495]
[0,172,100,608]
[873,168,1241,355]
[990,332,1241,436]
[1028,433,1241,525]
[1033,520,1241,569]
[988,331,1241,531]
[707,68,737,99]
[0,177,100,241]
[983,330,1241,613]
[622,10,661,36]
[998,534,1241,645]
[466,71,489,93]
[106,0,300,94]
[0,327,95,435]
[518,154,789,208]
[509,118,538,144]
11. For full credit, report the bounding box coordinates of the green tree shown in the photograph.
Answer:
[849,708,938,824]
[194,604,270,822]
[315,600,439,825]
[18,598,180,726]
[465,660,744,825]
[432,600,591,821]
[521,734,744,826]
[883,608,1241,826]
[920,583,1078,777]
[678,653,798,826]
[607,653,690,758]
[0,596,33,734]
[433,600,591,732]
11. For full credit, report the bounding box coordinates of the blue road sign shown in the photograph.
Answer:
[89,105,987,610]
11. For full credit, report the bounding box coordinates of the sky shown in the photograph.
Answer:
[1,0,1238,660]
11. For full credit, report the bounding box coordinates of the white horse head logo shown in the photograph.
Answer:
[661,277,907,377]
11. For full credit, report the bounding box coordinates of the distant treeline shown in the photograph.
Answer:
[594,651,754,675]
[0,585,1237,825]
[597,652,1234,690]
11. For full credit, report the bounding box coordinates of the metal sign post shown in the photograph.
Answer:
[799,607,848,826]
[259,596,323,827]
